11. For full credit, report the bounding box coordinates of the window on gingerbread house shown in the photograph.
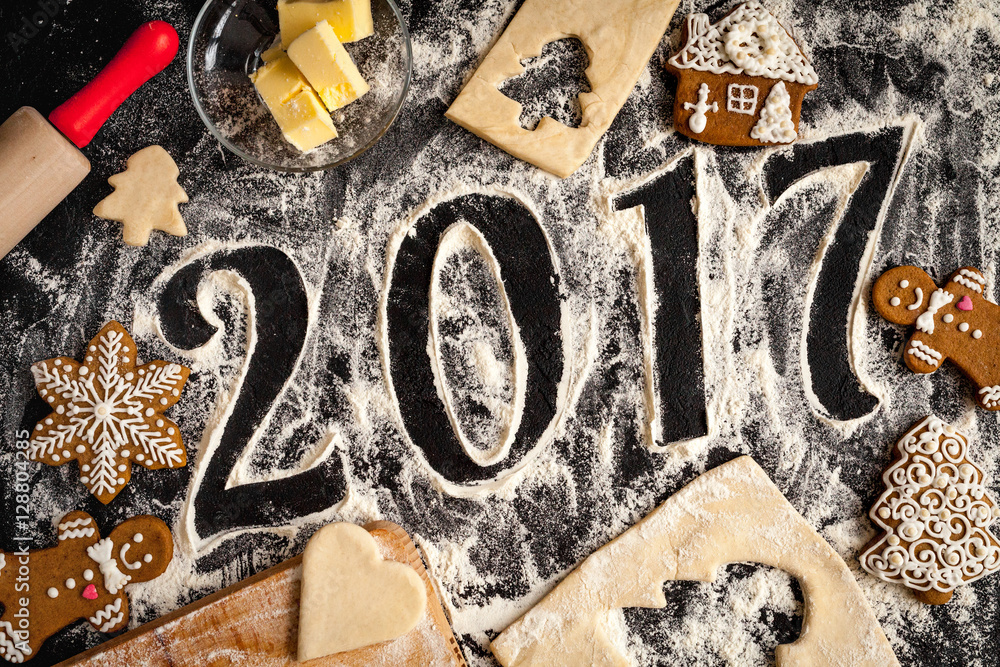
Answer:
[727,84,758,115]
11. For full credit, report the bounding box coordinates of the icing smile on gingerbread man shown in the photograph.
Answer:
[0,512,172,663]
[873,266,1000,409]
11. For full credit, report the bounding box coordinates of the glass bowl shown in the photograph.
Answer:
[187,0,412,172]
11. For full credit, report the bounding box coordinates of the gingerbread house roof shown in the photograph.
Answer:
[667,1,818,86]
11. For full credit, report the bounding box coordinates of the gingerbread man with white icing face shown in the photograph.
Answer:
[873,266,1000,410]
[0,511,172,663]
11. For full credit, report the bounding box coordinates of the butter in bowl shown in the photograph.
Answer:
[187,0,412,172]
[251,0,372,153]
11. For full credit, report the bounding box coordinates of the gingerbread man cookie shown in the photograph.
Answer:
[28,321,190,503]
[873,266,1000,410]
[0,511,173,663]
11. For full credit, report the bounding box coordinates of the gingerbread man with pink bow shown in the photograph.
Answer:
[0,511,172,663]
[873,265,1000,410]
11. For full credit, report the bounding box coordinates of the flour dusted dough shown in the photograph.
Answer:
[445,0,681,179]
[298,522,428,661]
[491,456,898,667]
[93,145,188,246]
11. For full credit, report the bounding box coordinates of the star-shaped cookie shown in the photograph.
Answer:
[93,145,188,246]
[28,321,190,503]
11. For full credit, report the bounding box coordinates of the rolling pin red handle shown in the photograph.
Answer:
[48,21,180,149]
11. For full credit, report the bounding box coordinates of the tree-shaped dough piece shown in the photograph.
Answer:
[94,145,188,246]
[751,81,796,144]
[861,416,1000,604]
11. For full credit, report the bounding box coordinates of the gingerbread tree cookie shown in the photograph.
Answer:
[860,416,1000,604]
[873,265,1000,410]
[665,1,818,146]
[0,511,173,663]
[28,321,190,504]
[93,145,188,246]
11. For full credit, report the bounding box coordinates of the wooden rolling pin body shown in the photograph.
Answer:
[0,107,91,259]
[0,20,180,261]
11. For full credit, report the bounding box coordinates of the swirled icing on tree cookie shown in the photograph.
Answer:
[860,416,1000,604]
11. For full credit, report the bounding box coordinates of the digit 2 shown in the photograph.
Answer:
[157,246,346,547]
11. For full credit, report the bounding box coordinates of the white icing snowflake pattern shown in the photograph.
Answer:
[28,321,190,504]
[861,416,1000,602]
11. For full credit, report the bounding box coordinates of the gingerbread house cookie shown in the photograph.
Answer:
[665,1,818,146]
[873,266,1000,410]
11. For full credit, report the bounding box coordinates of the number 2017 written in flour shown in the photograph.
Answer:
[155,126,913,547]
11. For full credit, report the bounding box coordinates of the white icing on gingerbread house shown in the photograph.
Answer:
[665,1,818,146]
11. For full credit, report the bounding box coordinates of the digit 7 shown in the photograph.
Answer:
[762,123,916,422]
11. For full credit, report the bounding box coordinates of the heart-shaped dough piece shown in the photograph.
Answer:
[298,522,428,661]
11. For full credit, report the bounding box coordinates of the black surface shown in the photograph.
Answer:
[1,0,999,665]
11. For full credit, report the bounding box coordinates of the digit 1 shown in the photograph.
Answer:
[613,154,709,447]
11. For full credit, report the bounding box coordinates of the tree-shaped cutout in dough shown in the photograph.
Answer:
[860,416,1000,604]
[499,38,591,131]
[93,145,188,246]
[444,0,683,178]
[491,456,899,667]
[624,562,804,660]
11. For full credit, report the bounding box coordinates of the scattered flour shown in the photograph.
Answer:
[2,0,1000,665]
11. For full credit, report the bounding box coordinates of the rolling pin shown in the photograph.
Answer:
[0,20,180,260]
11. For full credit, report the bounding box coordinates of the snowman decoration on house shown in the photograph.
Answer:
[665,1,818,146]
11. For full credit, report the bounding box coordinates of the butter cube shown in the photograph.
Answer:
[278,0,374,48]
[287,21,370,112]
[260,45,286,63]
[250,55,338,152]
[273,89,339,152]
[250,54,307,102]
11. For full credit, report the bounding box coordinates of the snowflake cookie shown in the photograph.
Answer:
[28,321,191,504]
[860,416,1000,604]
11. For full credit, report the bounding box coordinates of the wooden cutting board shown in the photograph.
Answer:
[58,522,467,666]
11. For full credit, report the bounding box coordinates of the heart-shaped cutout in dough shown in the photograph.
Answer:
[298,522,428,661]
